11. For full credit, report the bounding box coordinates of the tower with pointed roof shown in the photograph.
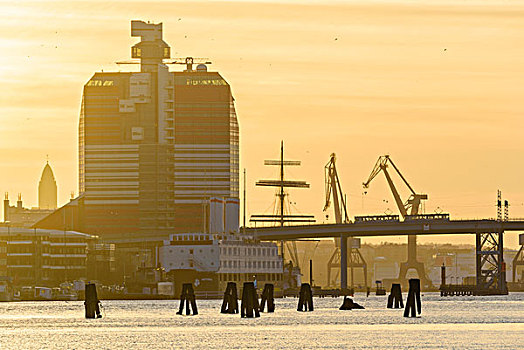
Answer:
[38,161,57,210]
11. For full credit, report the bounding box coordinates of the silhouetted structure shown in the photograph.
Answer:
[403,279,421,317]
[513,234,524,283]
[441,264,446,288]
[259,283,275,312]
[221,282,238,314]
[84,283,102,318]
[387,283,403,309]
[323,153,367,290]
[297,283,313,312]
[339,296,364,310]
[363,155,431,288]
[250,141,314,273]
[3,193,54,228]
[38,161,57,210]
[240,282,260,318]
[470,190,508,295]
[177,283,198,315]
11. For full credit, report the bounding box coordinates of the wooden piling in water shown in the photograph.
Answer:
[221,282,239,314]
[84,283,102,319]
[241,282,260,318]
[177,283,198,316]
[441,264,446,287]
[403,279,421,317]
[387,283,404,309]
[260,283,275,313]
[297,283,314,312]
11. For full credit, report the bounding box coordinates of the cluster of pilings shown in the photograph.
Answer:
[384,279,422,317]
[260,283,275,312]
[387,284,404,309]
[84,279,424,319]
[297,283,314,312]
[241,282,261,318]
[221,282,239,314]
[177,283,198,315]
[403,279,422,317]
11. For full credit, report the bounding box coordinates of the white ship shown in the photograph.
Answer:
[159,232,284,294]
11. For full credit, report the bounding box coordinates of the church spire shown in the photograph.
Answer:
[38,160,57,209]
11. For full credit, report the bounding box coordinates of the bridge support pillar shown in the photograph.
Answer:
[512,234,524,283]
[340,234,348,291]
[476,230,507,294]
[398,235,432,289]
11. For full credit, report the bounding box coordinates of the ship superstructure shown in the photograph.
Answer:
[159,233,283,293]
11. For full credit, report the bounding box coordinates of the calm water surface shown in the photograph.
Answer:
[0,293,522,349]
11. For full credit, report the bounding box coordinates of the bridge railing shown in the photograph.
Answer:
[354,215,400,223]
[404,213,450,221]
[504,218,524,222]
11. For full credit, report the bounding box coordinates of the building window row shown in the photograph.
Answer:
[221,260,281,269]
[221,246,277,257]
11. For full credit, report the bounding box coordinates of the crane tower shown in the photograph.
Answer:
[324,153,367,291]
[363,155,431,288]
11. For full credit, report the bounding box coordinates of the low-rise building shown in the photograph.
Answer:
[0,240,7,277]
[0,226,99,286]
[3,194,54,229]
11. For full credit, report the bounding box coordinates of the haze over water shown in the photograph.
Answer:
[0,293,522,349]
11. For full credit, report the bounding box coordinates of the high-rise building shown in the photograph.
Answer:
[77,20,239,242]
[172,62,239,233]
[38,161,57,210]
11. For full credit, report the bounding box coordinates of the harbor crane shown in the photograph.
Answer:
[324,154,367,290]
[363,155,431,287]
[324,153,350,224]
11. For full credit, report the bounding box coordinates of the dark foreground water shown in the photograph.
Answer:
[0,293,522,349]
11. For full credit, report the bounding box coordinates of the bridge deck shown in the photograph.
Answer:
[246,219,524,240]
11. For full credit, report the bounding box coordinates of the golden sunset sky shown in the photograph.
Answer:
[1,0,523,246]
